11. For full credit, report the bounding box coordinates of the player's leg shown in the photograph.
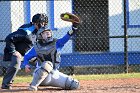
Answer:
[1,55,22,89]
[29,61,53,91]
[0,66,7,76]
[40,70,80,90]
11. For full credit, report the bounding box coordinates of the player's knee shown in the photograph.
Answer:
[41,61,53,73]
[65,77,80,90]
[33,61,53,78]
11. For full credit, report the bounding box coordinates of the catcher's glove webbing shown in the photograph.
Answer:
[61,12,81,36]
[60,12,80,24]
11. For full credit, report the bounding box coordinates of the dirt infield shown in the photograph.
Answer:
[0,78,140,93]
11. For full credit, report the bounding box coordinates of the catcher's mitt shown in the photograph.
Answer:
[60,12,80,24]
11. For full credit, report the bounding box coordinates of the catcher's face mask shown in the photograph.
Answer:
[41,30,52,40]
[37,28,53,43]
[37,22,48,29]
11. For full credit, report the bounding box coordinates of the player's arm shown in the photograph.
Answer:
[56,23,78,49]
[21,47,37,72]
[56,33,71,49]
[56,12,80,48]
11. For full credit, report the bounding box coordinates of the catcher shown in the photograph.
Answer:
[22,13,80,91]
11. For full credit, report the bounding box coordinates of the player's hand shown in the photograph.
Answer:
[13,51,22,58]
[25,65,31,73]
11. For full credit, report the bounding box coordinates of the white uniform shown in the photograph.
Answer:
[39,69,79,89]
[28,30,80,91]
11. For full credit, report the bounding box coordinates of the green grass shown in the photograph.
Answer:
[0,75,33,84]
[1,73,140,83]
[73,73,140,80]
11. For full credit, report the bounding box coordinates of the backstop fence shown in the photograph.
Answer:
[0,0,140,75]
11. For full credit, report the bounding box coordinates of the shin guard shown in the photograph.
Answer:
[40,70,80,90]
[30,61,53,87]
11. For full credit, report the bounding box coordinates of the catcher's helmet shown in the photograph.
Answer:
[32,13,48,28]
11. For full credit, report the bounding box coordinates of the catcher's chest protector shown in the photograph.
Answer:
[34,40,61,68]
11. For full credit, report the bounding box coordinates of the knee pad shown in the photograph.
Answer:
[65,77,80,90]
[41,61,53,73]
[33,61,53,77]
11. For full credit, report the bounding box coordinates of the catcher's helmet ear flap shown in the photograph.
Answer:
[32,13,48,27]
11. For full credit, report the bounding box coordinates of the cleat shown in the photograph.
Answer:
[28,85,38,91]
[1,85,12,89]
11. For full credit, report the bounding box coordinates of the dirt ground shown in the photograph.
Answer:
[0,78,140,93]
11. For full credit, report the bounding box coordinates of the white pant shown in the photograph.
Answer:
[32,66,79,90]
[40,69,70,88]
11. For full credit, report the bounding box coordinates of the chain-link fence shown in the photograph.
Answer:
[0,0,140,75]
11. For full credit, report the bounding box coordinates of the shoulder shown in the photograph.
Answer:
[18,23,36,35]
[19,23,32,28]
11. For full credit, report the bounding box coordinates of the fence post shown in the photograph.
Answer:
[23,1,31,23]
[124,0,129,73]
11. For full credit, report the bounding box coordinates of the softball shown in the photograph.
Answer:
[64,14,69,19]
